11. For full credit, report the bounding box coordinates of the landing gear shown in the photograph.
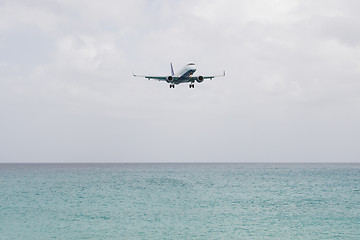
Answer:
[169,84,175,88]
[189,84,195,88]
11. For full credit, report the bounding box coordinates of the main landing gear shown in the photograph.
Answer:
[169,84,195,88]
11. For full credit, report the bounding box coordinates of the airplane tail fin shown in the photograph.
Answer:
[170,63,174,76]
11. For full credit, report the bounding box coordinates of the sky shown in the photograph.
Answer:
[1,0,360,163]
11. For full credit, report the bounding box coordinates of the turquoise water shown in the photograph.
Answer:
[0,163,359,239]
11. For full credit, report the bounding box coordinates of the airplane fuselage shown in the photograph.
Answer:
[169,63,197,84]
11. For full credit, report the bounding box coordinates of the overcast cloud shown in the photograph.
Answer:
[1,0,360,163]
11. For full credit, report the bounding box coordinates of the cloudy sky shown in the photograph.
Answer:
[1,0,360,163]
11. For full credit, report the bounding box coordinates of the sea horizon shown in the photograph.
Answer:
[1,162,359,164]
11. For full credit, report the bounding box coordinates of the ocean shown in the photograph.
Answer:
[0,163,359,239]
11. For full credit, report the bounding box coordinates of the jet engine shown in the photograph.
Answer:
[166,76,173,82]
[196,76,204,83]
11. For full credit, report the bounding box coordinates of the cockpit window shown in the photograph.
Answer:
[187,63,195,66]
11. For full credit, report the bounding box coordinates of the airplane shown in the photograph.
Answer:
[133,62,225,88]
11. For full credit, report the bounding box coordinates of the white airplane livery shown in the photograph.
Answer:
[133,63,225,88]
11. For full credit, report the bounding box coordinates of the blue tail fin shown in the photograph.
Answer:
[170,63,174,76]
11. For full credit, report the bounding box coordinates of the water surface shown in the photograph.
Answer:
[0,163,359,239]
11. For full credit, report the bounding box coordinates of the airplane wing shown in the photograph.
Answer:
[132,73,179,81]
[190,71,226,80]
[133,73,166,81]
